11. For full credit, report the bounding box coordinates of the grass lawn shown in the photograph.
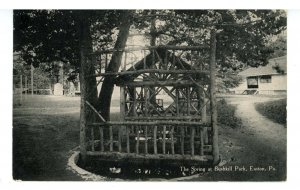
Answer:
[13,95,82,180]
[255,98,287,125]
[13,95,285,181]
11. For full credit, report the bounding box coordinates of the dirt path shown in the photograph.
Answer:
[191,95,287,181]
[232,96,286,148]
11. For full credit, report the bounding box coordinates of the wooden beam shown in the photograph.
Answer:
[209,29,219,165]
[124,116,203,121]
[117,80,202,87]
[91,45,209,54]
[94,69,209,77]
[91,120,207,127]
[85,101,106,122]
[86,151,213,162]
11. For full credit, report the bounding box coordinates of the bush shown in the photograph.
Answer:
[217,98,242,128]
[255,99,287,125]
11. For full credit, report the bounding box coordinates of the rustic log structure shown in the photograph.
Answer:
[80,30,219,168]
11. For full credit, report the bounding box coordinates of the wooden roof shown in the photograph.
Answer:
[115,48,195,83]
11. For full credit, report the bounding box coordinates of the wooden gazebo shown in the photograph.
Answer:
[81,30,219,170]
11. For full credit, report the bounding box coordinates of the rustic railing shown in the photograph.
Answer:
[86,121,212,159]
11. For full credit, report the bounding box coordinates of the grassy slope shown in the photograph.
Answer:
[255,99,287,125]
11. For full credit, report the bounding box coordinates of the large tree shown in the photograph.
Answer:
[14,9,287,118]
[14,9,132,114]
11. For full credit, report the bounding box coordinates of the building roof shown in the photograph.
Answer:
[239,55,287,77]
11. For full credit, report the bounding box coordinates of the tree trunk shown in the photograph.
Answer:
[97,10,132,121]
[78,13,98,164]
[209,29,219,165]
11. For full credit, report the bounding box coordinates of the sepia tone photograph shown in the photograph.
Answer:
[12,9,287,181]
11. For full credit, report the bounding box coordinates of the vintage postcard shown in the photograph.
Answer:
[12,9,287,182]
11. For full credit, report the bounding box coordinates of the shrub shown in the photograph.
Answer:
[217,98,242,128]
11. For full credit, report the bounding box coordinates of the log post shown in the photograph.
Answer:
[162,126,166,154]
[78,13,98,164]
[209,29,219,165]
[201,90,208,144]
[199,128,204,156]
[153,125,157,154]
[171,126,175,155]
[190,126,195,156]
[91,127,95,151]
[201,91,207,122]
[126,126,130,153]
[120,58,126,152]
[100,127,104,151]
[187,87,191,115]
[145,126,148,154]
[79,63,87,163]
[109,125,113,151]
[180,127,185,155]
[136,126,140,154]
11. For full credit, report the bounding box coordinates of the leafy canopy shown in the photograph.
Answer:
[14,10,286,70]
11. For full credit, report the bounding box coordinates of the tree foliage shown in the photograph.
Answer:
[13,10,287,118]
[14,10,124,68]
[14,9,287,69]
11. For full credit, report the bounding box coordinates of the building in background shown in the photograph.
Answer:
[233,55,287,95]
